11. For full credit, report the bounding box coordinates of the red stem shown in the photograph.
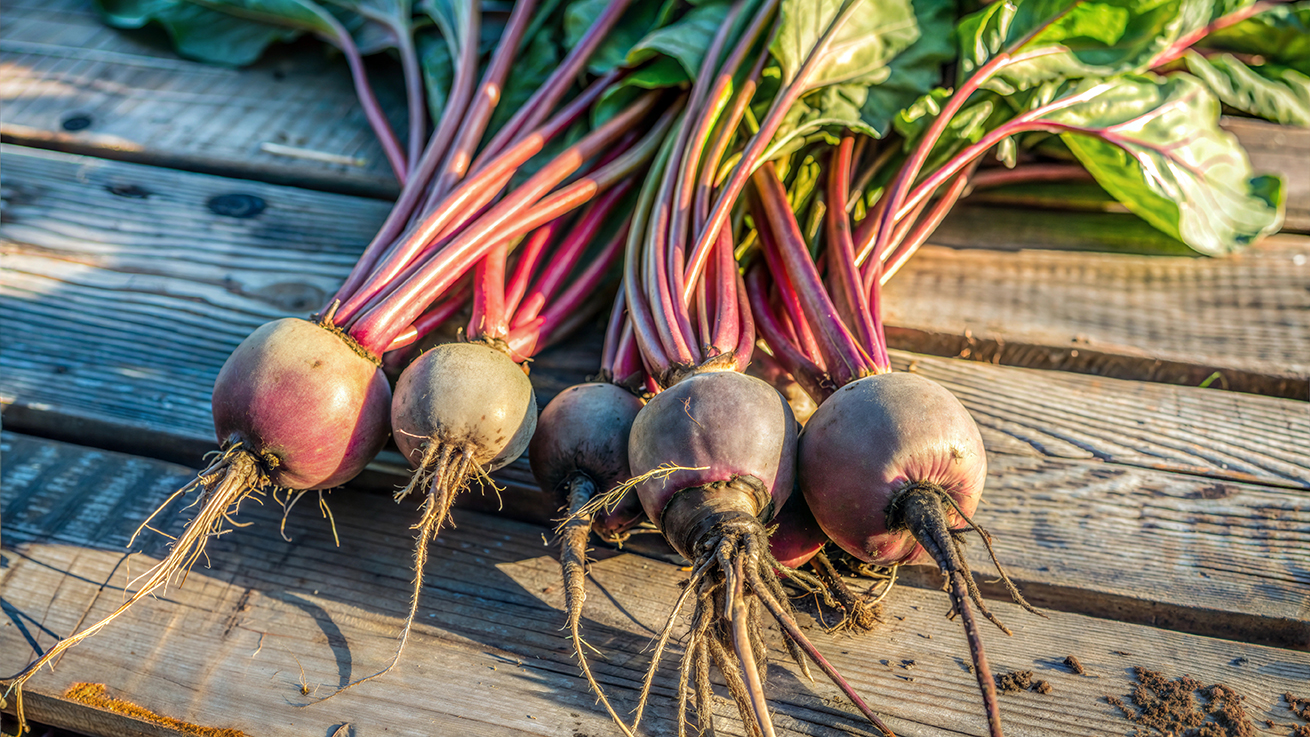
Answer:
[710,226,739,356]
[383,287,469,352]
[348,95,663,355]
[601,289,627,376]
[826,137,886,372]
[333,76,613,326]
[731,268,755,371]
[471,0,634,171]
[508,221,627,356]
[503,222,562,319]
[758,223,823,366]
[745,264,831,403]
[326,20,407,184]
[512,182,634,329]
[325,6,481,312]
[968,162,1092,190]
[875,166,975,287]
[683,0,855,301]
[469,240,509,341]
[394,21,426,171]
[427,0,539,206]
[752,163,871,386]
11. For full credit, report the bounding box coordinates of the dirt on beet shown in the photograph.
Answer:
[1105,667,1257,737]
[1065,654,1087,675]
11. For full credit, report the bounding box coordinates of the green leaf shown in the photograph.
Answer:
[1045,73,1283,254]
[564,0,677,74]
[1200,2,1310,74]
[627,0,733,79]
[857,0,957,137]
[762,0,929,155]
[1187,50,1310,126]
[593,57,687,124]
[770,0,922,88]
[957,0,1260,94]
[187,0,343,39]
[96,0,302,65]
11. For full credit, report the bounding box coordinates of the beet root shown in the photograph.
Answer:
[800,371,1038,737]
[529,381,644,734]
[318,340,537,699]
[623,370,893,737]
[4,318,392,730]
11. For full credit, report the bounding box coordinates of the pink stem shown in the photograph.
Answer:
[349,96,664,355]
[710,225,739,355]
[469,240,509,340]
[426,0,539,207]
[512,182,633,329]
[327,20,407,184]
[333,77,613,326]
[753,163,871,386]
[503,222,562,318]
[383,287,469,352]
[1148,2,1276,68]
[826,137,887,372]
[745,265,830,402]
[472,0,634,170]
[682,0,854,301]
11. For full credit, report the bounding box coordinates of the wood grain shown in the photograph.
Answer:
[4,145,1309,645]
[4,433,1310,737]
[0,0,402,198]
[884,231,1310,399]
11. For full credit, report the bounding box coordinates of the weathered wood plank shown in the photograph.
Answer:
[4,433,1309,737]
[884,228,1310,399]
[0,0,402,198]
[4,145,1309,644]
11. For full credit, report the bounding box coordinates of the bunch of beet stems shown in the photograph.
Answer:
[1,0,659,726]
[745,136,1041,737]
[573,2,899,736]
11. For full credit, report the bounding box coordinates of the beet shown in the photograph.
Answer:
[213,317,392,489]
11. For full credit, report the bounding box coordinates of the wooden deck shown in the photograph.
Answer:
[3,6,1309,737]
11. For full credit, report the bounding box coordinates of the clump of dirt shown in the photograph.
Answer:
[1065,655,1086,675]
[64,683,248,737]
[1104,667,1256,737]
[1288,692,1310,737]
[994,670,1052,695]
[996,670,1033,693]
[1288,693,1310,722]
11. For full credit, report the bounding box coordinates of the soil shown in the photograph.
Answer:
[64,683,249,737]
[994,670,1051,695]
[1105,667,1256,737]
[1288,693,1310,722]
[996,670,1034,693]
[1065,654,1086,675]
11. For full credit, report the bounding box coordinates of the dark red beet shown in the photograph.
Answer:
[628,369,795,547]
[801,371,1037,737]
[799,372,984,566]
[530,381,645,536]
[770,490,827,570]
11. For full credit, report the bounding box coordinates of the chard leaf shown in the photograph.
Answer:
[627,0,732,79]
[763,0,929,155]
[1186,50,1310,126]
[96,0,302,65]
[957,0,1259,93]
[564,0,677,74]
[770,0,922,88]
[857,0,958,137]
[1200,1,1310,74]
[186,0,344,40]
[1044,73,1283,254]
